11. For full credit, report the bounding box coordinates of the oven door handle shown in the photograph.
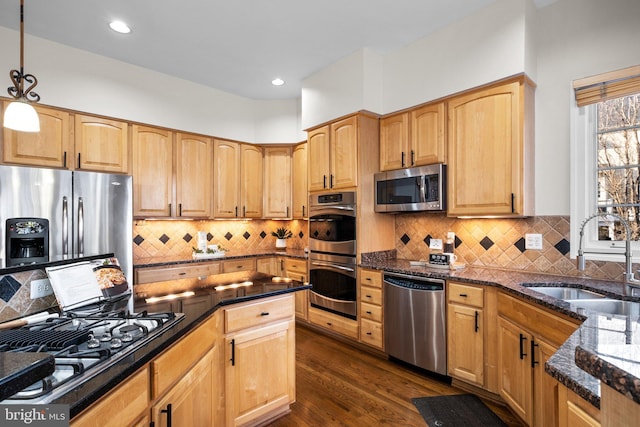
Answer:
[311,261,356,273]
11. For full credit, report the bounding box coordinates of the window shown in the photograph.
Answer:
[571,65,640,261]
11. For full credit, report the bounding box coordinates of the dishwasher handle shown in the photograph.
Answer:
[383,273,444,291]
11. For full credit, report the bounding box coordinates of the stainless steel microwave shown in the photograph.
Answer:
[374,164,446,213]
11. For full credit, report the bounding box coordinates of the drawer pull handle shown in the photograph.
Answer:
[531,340,539,368]
[519,334,527,360]
[366,332,372,335]
[366,295,372,298]
[326,322,332,326]
[178,272,186,276]
[366,277,372,281]
[474,310,479,332]
[459,293,467,297]
[366,311,372,314]
[161,403,173,427]
[230,339,235,366]
[260,312,270,316]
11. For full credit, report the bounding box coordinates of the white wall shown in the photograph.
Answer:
[533,0,640,215]
[0,27,304,143]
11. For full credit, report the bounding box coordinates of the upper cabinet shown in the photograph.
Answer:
[292,142,307,218]
[132,126,212,218]
[74,114,129,173]
[379,102,446,171]
[308,115,359,192]
[132,125,173,218]
[263,146,292,218]
[2,103,71,168]
[175,133,213,218]
[214,140,263,218]
[447,77,534,217]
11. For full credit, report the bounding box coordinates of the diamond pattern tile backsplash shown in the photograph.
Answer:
[394,213,630,282]
[133,219,307,259]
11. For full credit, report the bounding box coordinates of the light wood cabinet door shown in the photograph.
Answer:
[292,142,308,218]
[379,112,409,171]
[74,114,129,173]
[533,338,560,427]
[448,304,484,386]
[264,146,291,218]
[498,316,533,426]
[152,348,216,427]
[213,139,241,218]
[411,102,446,166]
[241,143,263,218]
[447,79,531,216]
[307,125,330,191]
[3,104,71,168]
[225,319,295,426]
[175,133,212,218]
[330,115,358,189]
[132,125,173,217]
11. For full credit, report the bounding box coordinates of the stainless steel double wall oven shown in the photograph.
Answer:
[308,192,357,319]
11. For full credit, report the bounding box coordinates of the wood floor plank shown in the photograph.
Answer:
[268,323,524,427]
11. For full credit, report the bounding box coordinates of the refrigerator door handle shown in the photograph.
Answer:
[62,196,69,258]
[77,197,84,256]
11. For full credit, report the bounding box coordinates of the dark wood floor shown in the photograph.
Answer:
[268,324,523,427]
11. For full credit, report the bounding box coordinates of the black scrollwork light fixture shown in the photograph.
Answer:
[4,0,40,132]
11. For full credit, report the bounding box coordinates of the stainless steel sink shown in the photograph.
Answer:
[527,286,605,300]
[566,298,640,316]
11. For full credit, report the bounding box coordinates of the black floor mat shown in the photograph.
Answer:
[412,394,507,427]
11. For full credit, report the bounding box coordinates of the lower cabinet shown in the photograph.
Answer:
[151,348,217,426]
[70,367,149,427]
[558,383,601,427]
[284,257,308,321]
[497,292,580,427]
[359,268,383,349]
[223,295,296,427]
[308,306,359,339]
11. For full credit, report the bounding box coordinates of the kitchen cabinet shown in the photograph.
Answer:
[257,256,285,276]
[175,132,213,217]
[213,140,263,218]
[359,268,383,350]
[379,102,445,171]
[291,142,308,218]
[74,114,129,173]
[70,366,149,427]
[132,126,213,218]
[447,76,534,216]
[135,260,221,284]
[222,258,257,274]
[307,115,359,191]
[447,282,485,387]
[2,103,72,168]
[151,312,222,426]
[224,295,295,426]
[131,125,173,217]
[497,292,580,427]
[263,146,292,218]
[308,306,358,339]
[558,382,601,427]
[284,257,308,320]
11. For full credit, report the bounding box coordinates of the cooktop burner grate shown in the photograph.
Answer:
[0,329,90,350]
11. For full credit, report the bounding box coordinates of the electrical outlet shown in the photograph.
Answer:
[429,238,443,251]
[30,278,53,299]
[525,233,543,250]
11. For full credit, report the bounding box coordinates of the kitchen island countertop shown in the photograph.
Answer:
[360,257,640,409]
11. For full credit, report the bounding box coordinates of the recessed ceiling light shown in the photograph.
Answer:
[109,20,131,34]
[271,78,285,86]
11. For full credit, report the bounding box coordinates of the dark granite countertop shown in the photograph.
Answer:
[0,353,55,401]
[0,273,310,418]
[133,248,308,269]
[360,258,640,409]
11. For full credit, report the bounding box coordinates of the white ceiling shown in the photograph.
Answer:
[0,0,556,101]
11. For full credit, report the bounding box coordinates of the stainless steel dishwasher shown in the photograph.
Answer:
[383,272,447,375]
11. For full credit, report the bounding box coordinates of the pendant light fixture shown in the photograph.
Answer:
[4,0,40,132]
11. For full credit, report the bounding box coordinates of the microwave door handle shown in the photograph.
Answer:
[416,176,425,203]
[62,196,69,258]
[310,261,356,273]
[420,176,428,203]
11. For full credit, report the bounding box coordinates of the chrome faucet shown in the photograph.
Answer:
[577,212,640,296]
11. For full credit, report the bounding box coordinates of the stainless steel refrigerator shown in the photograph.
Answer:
[0,165,133,282]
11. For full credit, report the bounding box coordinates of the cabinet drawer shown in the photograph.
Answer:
[71,366,149,427]
[360,318,383,349]
[222,258,257,273]
[285,258,307,275]
[361,301,382,322]
[136,262,221,284]
[225,295,294,333]
[360,269,382,288]
[448,282,484,308]
[151,313,217,398]
[308,307,358,339]
[360,285,382,305]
